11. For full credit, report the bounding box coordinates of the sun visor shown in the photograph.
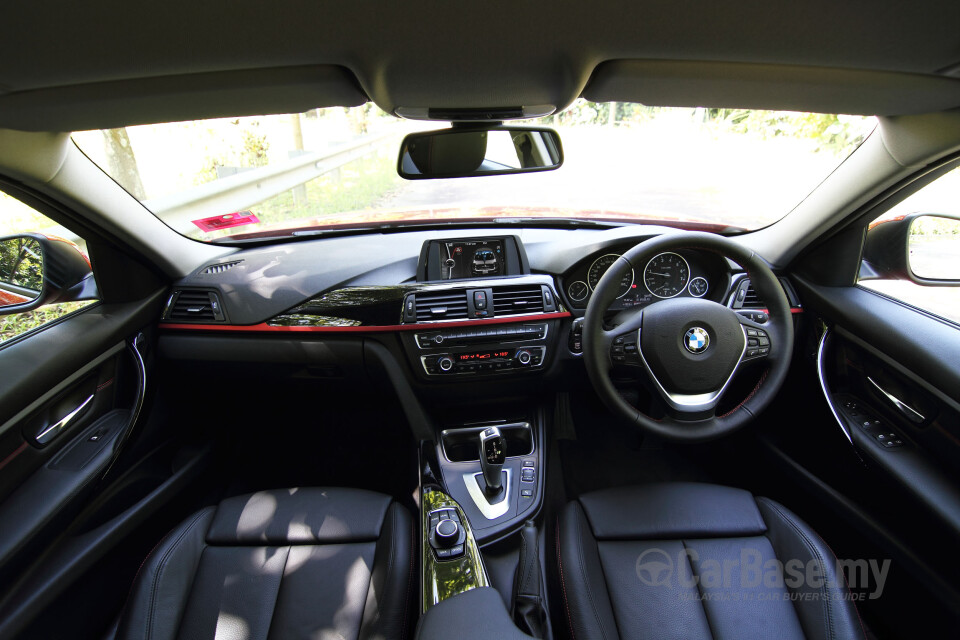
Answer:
[0,65,368,132]
[584,60,960,116]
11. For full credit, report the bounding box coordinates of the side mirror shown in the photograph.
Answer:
[908,214,960,282]
[861,213,960,286]
[0,234,97,314]
[398,126,563,180]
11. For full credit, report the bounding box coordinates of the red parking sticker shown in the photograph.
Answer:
[192,211,260,232]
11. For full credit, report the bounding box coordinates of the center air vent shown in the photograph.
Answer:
[201,260,243,275]
[413,290,469,320]
[164,289,226,323]
[492,285,545,315]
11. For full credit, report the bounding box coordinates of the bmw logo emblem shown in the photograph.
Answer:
[684,327,710,354]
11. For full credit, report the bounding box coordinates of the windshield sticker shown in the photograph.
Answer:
[192,212,260,232]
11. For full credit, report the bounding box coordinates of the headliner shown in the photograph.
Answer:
[1,1,959,129]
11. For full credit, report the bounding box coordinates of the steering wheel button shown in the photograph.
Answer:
[748,338,759,347]
[758,347,769,355]
[747,349,759,357]
[758,337,770,346]
[746,329,758,337]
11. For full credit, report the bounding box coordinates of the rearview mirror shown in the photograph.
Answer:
[398,126,563,180]
[0,234,97,314]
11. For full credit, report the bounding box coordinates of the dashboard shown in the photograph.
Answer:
[156,225,785,383]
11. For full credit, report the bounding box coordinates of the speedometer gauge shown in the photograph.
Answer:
[587,254,634,299]
[643,252,690,298]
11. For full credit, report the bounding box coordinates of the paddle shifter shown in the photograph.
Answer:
[478,426,506,494]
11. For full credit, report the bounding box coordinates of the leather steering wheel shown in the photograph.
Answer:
[583,232,793,442]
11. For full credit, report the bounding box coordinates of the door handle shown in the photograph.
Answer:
[867,376,925,424]
[35,394,94,444]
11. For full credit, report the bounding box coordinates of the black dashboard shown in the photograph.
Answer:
[159,226,751,326]
[157,226,787,385]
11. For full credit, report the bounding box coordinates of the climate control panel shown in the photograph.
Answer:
[421,346,546,375]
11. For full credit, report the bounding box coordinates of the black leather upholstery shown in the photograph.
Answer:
[116,488,414,640]
[557,483,866,640]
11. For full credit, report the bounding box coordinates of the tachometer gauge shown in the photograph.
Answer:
[643,252,690,298]
[588,254,634,299]
[688,276,708,298]
[567,280,589,302]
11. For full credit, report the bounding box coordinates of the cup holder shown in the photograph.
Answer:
[441,422,533,463]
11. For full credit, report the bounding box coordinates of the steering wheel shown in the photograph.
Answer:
[583,232,793,442]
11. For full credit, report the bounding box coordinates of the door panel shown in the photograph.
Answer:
[788,275,960,634]
[797,278,960,531]
[0,290,165,613]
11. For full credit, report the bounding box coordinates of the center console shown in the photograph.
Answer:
[416,323,549,376]
[401,234,564,380]
[408,236,553,631]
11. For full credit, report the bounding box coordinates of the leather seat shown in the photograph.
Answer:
[557,483,865,640]
[115,487,414,640]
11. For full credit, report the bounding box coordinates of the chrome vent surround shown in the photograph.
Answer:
[164,289,226,323]
[492,285,545,314]
[413,290,469,320]
[200,260,243,275]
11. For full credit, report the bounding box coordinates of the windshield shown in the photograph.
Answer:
[71,103,876,242]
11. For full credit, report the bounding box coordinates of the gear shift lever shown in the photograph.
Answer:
[478,426,506,494]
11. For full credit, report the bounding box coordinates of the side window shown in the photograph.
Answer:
[0,191,98,343]
[858,167,960,325]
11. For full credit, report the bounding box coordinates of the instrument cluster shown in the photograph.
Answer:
[561,248,727,311]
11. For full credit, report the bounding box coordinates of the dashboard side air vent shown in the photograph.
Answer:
[200,260,243,275]
[739,281,764,308]
[413,290,469,320]
[731,278,799,310]
[164,289,226,323]
[492,285,545,315]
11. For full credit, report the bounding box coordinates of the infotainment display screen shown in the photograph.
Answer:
[439,239,505,279]
[417,236,526,281]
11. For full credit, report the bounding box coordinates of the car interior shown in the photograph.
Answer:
[1,2,960,639]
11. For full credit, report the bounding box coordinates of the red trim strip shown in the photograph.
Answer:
[746,308,804,315]
[0,442,28,473]
[159,311,572,334]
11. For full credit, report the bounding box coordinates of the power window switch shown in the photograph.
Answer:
[522,460,535,467]
[521,489,533,498]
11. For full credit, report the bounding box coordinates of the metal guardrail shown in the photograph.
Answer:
[142,130,399,235]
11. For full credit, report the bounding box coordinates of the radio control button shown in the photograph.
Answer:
[438,357,454,372]
[516,350,532,365]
